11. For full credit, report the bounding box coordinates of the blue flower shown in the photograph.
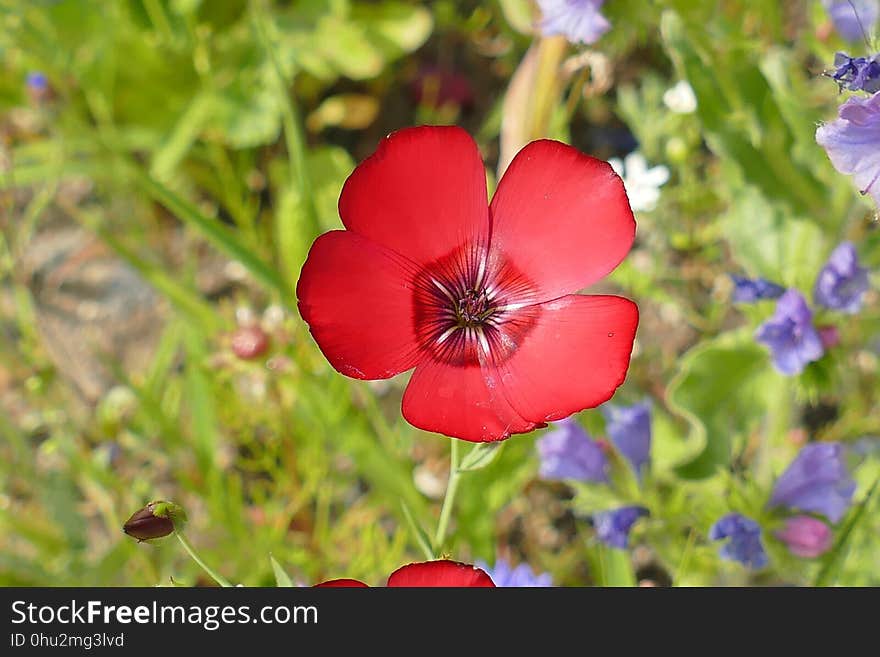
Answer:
[814,242,870,314]
[600,401,651,478]
[730,275,786,303]
[768,442,856,523]
[593,506,648,549]
[829,53,880,93]
[26,71,48,92]
[475,557,553,587]
[823,0,879,43]
[755,290,824,375]
[537,417,609,483]
[708,513,768,569]
[537,0,610,45]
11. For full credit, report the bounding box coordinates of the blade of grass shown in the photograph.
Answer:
[590,543,637,587]
[133,168,289,302]
[400,501,434,562]
[269,555,295,587]
[814,473,880,587]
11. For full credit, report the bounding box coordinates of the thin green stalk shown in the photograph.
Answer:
[175,531,232,588]
[252,4,319,235]
[674,528,697,586]
[814,472,880,587]
[433,439,462,554]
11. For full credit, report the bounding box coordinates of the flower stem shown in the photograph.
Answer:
[175,531,232,587]
[433,439,462,555]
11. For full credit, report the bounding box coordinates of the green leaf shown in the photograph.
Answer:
[668,330,779,479]
[458,443,504,472]
[497,0,534,34]
[150,91,215,180]
[356,3,433,58]
[721,185,826,289]
[269,555,294,587]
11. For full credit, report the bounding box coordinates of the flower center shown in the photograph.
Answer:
[412,245,539,367]
[456,288,493,327]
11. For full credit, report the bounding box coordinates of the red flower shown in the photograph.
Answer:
[297,126,638,442]
[316,560,495,587]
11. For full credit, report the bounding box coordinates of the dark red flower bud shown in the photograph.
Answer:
[123,501,187,541]
[817,325,840,349]
[231,326,270,360]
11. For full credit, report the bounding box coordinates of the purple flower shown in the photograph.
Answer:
[475,557,553,587]
[593,506,648,549]
[775,516,833,558]
[768,442,856,523]
[730,275,786,303]
[537,417,609,483]
[816,91,880,206]
[814,242,870,313]
[829,53,880,93]
[823,0,879,43]
[708,513,769,569]
[754,290,824,376]
[537,0,610,45]
[600,401,651,477]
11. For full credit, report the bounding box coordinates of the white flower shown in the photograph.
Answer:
[662,80,697,114]
[608,152,670,212]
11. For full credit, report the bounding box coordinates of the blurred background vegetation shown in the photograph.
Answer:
[1,0,878,586]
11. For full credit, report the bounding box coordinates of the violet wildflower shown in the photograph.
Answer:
[537,417,609,483]
[26,72,48,92]
[600,401,651,477]
[593,506,648,549]
[537,0,610,45]
[814,242,870,313]
[755,290,824,376]
[823,0,879,43]
[816,91,880,205]
[708,513,768,569]
[768,442,856,523]
[829,53,880,93]
[775,516,833,558]
[475,557,553,587]
[730,275,786,303]
[26,71,50,104]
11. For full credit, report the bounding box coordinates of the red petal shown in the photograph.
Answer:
[494,295,638,423]
[339,126,490,266]
[401,357,538,443]
[314,579,369,588]
[489,140,635,301]
[387,560,495,587]
[297,231,421,379]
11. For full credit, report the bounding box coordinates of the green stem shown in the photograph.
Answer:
[757,380,791,487]
[175,532,232,587]
[252,4,319,235]
[433,440,462,554]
